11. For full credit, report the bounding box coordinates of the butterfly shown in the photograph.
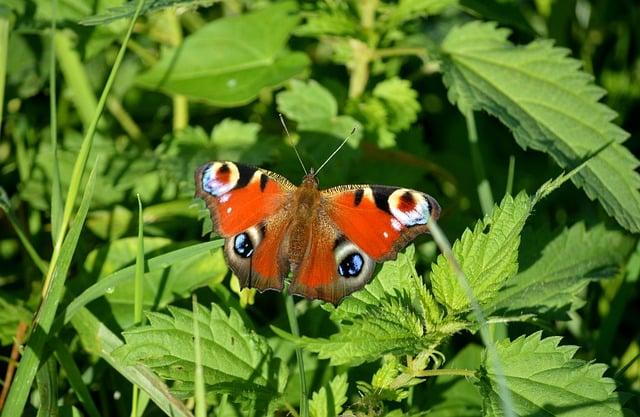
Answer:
[195,157,440,305]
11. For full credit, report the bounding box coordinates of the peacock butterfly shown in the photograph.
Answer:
[195,156,440,304]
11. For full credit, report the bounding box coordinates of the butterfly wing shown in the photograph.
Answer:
[289,185,440,304]
[195,161,295,292]
[323,185,440,261]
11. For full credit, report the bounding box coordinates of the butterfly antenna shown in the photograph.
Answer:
[279,113,307,175]
[315,126,357,175]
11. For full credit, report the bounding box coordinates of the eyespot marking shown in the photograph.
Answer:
[389,189,431,227]
[202,162,239,196]
[233,233,254,258]
[338,253,364,278]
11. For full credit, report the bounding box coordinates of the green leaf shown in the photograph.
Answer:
[309,374,349,417]
[276,79,362,140]
[59,240,224,326]
[82,237,228,328]
[430,192,531,315]
[479,331,624,417]
[70,307,193,417]
[423,344,483,417]
[440,21,640,232]
[486,223,635,319]
[114,304,288,407]
[299,296,436,366]
[372,77,421,132]
[137,3,309,107]
[327,247,417,321]
[0,294,31,346]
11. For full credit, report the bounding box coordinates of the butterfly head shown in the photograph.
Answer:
[302,167,319,188]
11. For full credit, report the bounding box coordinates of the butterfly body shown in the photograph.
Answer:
[196,161,440,304]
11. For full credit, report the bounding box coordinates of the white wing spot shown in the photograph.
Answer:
[383,231,389,239]
[226,207,232,214]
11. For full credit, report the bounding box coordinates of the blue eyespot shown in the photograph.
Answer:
[233,233,254,258]
[338,253,364,278]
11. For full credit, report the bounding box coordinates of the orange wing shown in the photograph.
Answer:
[195,161,295,291]
[289,185,440,304]
[323,185,440,261]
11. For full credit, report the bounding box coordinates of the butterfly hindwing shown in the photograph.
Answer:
[288,185,440,304]
[195,161,295,291]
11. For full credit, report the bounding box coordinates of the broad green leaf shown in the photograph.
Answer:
[137,3,309,107]
[0,295,32,346]
[71,307,193,417]
[440,21,640,232]
[309,374,349,417]
[486,223,635,319]
[297,296,437,366]
[114,304,287,408]
[327,247,417,321]
[479,332,624,417]
[211,118,261,157]
[276,79,362,140]
[83,237,227,328]
[430,192,531,315]
[372,77,420,132]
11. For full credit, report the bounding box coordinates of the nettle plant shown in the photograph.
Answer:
[1,1,638,417]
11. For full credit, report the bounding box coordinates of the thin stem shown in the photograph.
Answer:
[428,218,515,417]
[49,0,63,245]
[284,295,308,417]
[464,110,494,216]
[505,156,515,197]
[413,368,476,378]
[374,47,426,59]
[0,11,10,136]
[42,0,146,295]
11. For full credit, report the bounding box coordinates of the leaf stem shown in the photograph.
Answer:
[427,218,515,417]
[413,368,476,378]
[284,295,308,417]
[464,110,494,216]
[0,9,10,136]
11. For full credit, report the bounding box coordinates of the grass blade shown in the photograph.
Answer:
[53,340,102,417]
[35,358,58,417]
[44,0,147,295]
[0,161,99,417]
[130,195,146,417]
[70,307,194,417]
[49,0,63,244]
[284,294,308,417]
[192,296,206,417]
[0,9,9,134]
[57,240,223,326]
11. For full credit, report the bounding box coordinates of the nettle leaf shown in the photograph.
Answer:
[440,21,640,232]
[372,77,421,132]
[277,79,362,140]
[479,332,623,417]
[114,304,287,406]
[487,223,635,319]
[298,295,439,366]
[430,192,531,315]
[309,374,349,417]
[327,247,416,321]
[137,3,309,106]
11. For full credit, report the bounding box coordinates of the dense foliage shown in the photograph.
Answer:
[0,1,639,416]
